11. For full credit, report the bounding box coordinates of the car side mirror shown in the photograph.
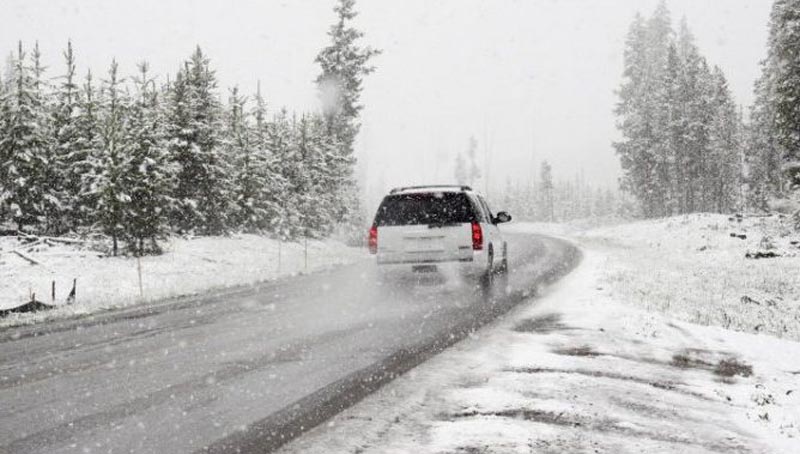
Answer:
[494,211,512,224]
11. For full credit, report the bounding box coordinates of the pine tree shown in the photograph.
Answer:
[0,42,51,231]
[293,114,334,237]
[769,0,800,167]
[74,70,101,227]
[614,13,656,217]
[52,41,85,232]
[247,82,284,232]
[125,62,175,254]
[745,0,800,209]
[166,47,230,234]
[538,161,554,222]
[466,136,481,187]
[707,67,743,212]
[315,0,380,226]
[315,0,380,151]
[29,42,62,233]
[267,108,302,239]
[88,60,131,255]
[746,75,781,209]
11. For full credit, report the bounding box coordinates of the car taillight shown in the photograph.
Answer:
[368,225,378,254]
[471,221,483,251]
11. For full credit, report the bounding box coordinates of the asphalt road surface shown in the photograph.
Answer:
[0,232,580,454]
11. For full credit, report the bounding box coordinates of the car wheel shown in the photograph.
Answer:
[496,243,509,274]
[480,246,494,288]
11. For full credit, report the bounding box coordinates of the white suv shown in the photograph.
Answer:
[368,185,512,283]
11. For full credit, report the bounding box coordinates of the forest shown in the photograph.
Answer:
[0,0,378,255]
[615,0,800,220]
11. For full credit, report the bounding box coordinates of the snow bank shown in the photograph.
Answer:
[0,234,366,326]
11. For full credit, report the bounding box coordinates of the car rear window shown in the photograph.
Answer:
[374,192,477,226]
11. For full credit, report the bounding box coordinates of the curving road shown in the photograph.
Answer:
[0,232,580,454]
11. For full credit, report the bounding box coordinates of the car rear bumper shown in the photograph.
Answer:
[375,250,488,276]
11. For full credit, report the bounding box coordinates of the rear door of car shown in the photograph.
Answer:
[373,192,475,264]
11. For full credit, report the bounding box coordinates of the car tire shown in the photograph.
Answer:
[496,243,508,274]
[480,246,494,288]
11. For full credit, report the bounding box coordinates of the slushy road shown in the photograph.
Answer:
[0,232,579,453]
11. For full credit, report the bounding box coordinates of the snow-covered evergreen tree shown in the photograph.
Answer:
[28,42,62,233]
[52,41,86,232]
[246,83,284,232]
[267,108,302,239]
[0,42,52,231]
[747,0,800,208]
[614,12,655,216]
[166,47,230,235]
[88,60,130,255]
[707,67,743,212]
[125,62,175,254]
[74,70,101,227]
[466,136,481,187]
[538,161,554,222]
[769,0,800,166]
[315,0,380,227]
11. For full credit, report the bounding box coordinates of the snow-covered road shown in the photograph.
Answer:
[278,234,800,454]
[0,232,579,453]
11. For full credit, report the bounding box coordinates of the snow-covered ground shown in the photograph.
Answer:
[0,234,366,326]
[278,217,800,453]
[578,213,800,341]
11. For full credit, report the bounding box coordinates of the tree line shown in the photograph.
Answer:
[497,161,624,223]
[614,1,744,218]
[0,0,378,255]
[616,0,800,219]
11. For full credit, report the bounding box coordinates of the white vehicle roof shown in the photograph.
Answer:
[389,185,474,195]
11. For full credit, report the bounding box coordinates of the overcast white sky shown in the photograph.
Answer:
[1,0,774,204]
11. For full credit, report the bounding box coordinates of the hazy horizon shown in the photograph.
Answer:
[1,0,773,204]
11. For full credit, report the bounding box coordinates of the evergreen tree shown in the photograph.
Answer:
[466,136,481,187]
[52,41,85,232]
[744,0,800,209]
[315,0,380,225]
[294,114,335,237]
[0,42,51,231]
[614,12,656,216]
[247,83,284,232]
[88,60,130,255]
[74,70,101,227]
[267,108,302,239]
[538,161,554,222]
[166,47,230,234]
[125,62,175,254]
[315,0,380,151]
[746,74,781,209]
[29,42,62,233]
[769,0,800,167]
[707,67,743,212]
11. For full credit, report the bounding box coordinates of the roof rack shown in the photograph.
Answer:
[389,185,472,194]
